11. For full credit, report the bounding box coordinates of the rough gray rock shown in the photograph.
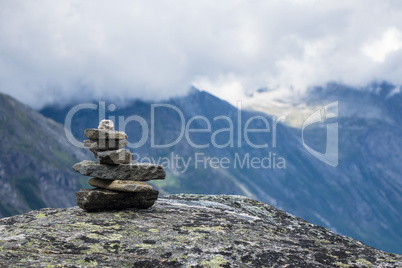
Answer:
[73,160,165,181]
[88,178,153,192]
[83,139,93,147]
[98,119,114,130]
[85,129,127,140]
[89,147,101,158]
[84,139,128,151]
[76,189,158,211]
[96,149,134,165]
[0,194,400,267]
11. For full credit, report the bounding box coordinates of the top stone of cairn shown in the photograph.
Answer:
[85,119,127,140]
[98,119,114,130]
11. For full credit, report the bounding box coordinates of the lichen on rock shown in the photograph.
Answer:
[0,194,400,267]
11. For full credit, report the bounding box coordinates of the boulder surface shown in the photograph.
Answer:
[0,194,400,267]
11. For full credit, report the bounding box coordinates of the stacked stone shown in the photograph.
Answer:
[73,120,165,212]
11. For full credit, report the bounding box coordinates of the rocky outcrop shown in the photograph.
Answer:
[0,194,400,267]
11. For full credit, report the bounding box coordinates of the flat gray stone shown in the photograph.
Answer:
[73,160,165,181]
[76,188,158,211]
[83,139,94,147]
[97,149,134,164]
[85,129,127,140]
[88,178,153,192]
[84,139,128,151]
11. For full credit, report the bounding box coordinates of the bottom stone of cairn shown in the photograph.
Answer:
[76,189,159,211]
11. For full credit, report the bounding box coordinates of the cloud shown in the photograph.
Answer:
[363,27,402,63]
[1,0,402,107]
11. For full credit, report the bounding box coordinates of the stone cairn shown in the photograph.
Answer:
[73,120,165,211]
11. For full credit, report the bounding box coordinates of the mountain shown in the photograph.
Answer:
[243,82,402,128]
[40,85,402,254]
[0,194,400,267]
[0,92,90,217]
[242,81,402,252]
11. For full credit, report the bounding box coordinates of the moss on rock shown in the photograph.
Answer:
[0,194,400,267]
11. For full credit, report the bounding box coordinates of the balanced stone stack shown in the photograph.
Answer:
[73,120,165,212]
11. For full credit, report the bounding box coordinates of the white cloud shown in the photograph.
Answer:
[193,74,247,104]
[362,27,402,62]
[0,0,402,107]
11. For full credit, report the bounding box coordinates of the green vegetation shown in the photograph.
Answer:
[14,175,47,210]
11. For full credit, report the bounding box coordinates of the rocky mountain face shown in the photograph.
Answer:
[0,194,400,267]
[260,82,402,254]
[39,85,402,254]
[0,92,90,217]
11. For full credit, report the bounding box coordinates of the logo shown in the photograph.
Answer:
[302,101,338,167]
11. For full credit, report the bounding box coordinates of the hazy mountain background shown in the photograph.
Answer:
[0,82,401,254]
[0,92,90,217]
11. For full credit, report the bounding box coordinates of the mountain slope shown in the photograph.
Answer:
[40,87,402,254]
[243,82,402,252]
[0,92,90,217]
[0,194,400,267]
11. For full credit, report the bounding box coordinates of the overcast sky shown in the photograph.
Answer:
[1,0,402,108]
